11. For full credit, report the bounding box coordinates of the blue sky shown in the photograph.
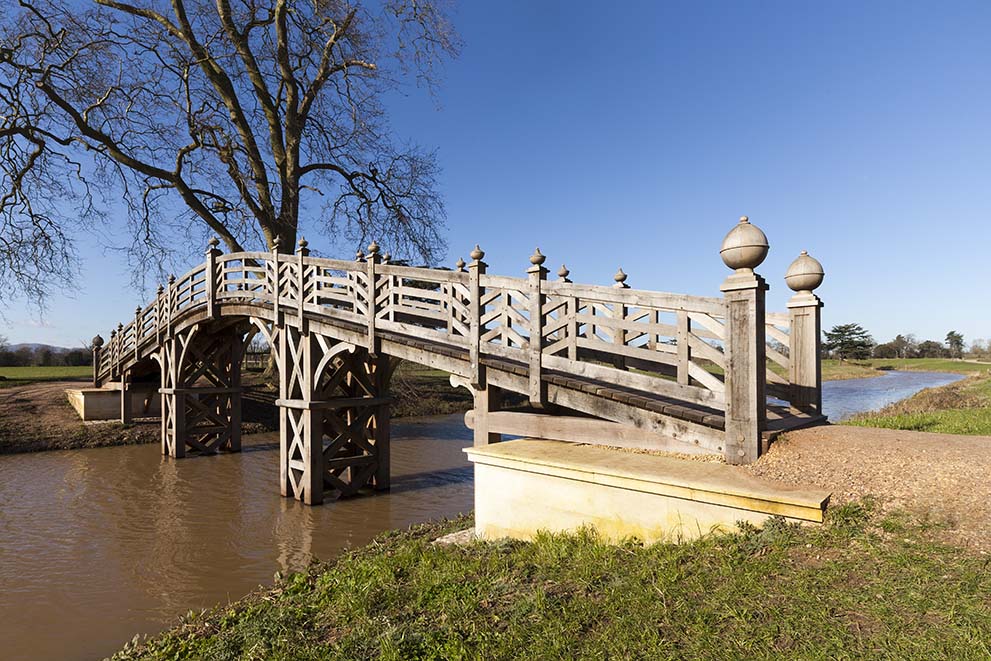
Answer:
[5,0,991,347]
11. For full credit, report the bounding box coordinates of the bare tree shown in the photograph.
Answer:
[0,0,459,302]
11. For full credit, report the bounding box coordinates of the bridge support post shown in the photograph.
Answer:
[159,323,245,458]
[472,383,503,447]
[277,328,392,505]
[720,217,769,465]
[120,368,133,425]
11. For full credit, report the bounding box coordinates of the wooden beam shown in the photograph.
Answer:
[463,410,718,455]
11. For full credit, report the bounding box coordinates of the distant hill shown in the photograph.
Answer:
[9,343,76,353]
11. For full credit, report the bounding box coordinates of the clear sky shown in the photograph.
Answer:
[5,0,990,348]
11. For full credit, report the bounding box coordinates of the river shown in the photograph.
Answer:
[0,370,966,660]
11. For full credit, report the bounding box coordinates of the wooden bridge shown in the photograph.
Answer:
[90,217,826,505]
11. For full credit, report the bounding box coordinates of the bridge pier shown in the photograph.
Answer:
[158,322,245,458]
[276,326,392,505]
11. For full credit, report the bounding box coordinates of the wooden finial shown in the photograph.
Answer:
[613,267,629,288]
[135,305,142,314]
[367,240,380,255]
[92,334,104,348]
[470,244,484,261]
[557,264,570,280]
[529,247,546,266]
[356,249,365,261]
[383,252,391,263]
[455,257,466,272]
[272,236,281,251]
[207,236,220,252]
[298,237,308,249]
[156,284,164,295]
[168,274,175,284]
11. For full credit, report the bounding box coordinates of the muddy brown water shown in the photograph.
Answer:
[0,414,474,661]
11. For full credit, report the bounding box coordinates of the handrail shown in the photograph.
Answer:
[95,235,823,423]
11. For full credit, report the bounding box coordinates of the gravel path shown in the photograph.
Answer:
[748,425,991,552]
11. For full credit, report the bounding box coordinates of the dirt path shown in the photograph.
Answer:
[748,425,991,551]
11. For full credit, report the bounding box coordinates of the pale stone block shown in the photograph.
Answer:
[465,440,829,544]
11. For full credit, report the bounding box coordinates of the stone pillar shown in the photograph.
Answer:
[785,251,825,415]
[719,217,770,465]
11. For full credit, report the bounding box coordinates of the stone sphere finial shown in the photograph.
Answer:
[784,250,825,293]
[613,267,628,286]
[720,215,769,271]
[529,247,546,266]
[92,334,104,348]
[557,264,570,279]
[455,257,466,271]
[470,244,485,261]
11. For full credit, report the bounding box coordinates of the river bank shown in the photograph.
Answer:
[110,501,991,661]
[842,373,991,435]
[0,363,473,455]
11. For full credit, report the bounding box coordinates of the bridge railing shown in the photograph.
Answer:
[95,221,824,429]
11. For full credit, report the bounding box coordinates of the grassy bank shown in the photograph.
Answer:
[820,358,991,381]
[113,503,991,660]
[0,365,91,388]
[844,374,991,436]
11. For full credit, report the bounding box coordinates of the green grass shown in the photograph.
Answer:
[844,374,991,436]
[113,503,991,661]
[0,365,92,388]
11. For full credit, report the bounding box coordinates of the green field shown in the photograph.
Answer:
[0,365,92,388]
[112,503,991,661]
[844,373,991,436]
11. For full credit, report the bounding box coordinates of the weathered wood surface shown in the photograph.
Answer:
[95,231,823,469]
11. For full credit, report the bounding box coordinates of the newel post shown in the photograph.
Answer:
[296,237,309,330]
[91,334,104,387]
[527,248,548,406]
[205,237,221,319]
[468,245,487,388]
[719,216,769,465]
[366,240,381,355]
[785,251,825,414]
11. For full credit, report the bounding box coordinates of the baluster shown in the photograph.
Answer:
[528,248,548,405]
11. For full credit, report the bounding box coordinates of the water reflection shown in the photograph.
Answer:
[0,414,473,661]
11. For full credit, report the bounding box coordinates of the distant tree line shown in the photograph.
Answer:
[0,335,91,367]
[822,325,980,361]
